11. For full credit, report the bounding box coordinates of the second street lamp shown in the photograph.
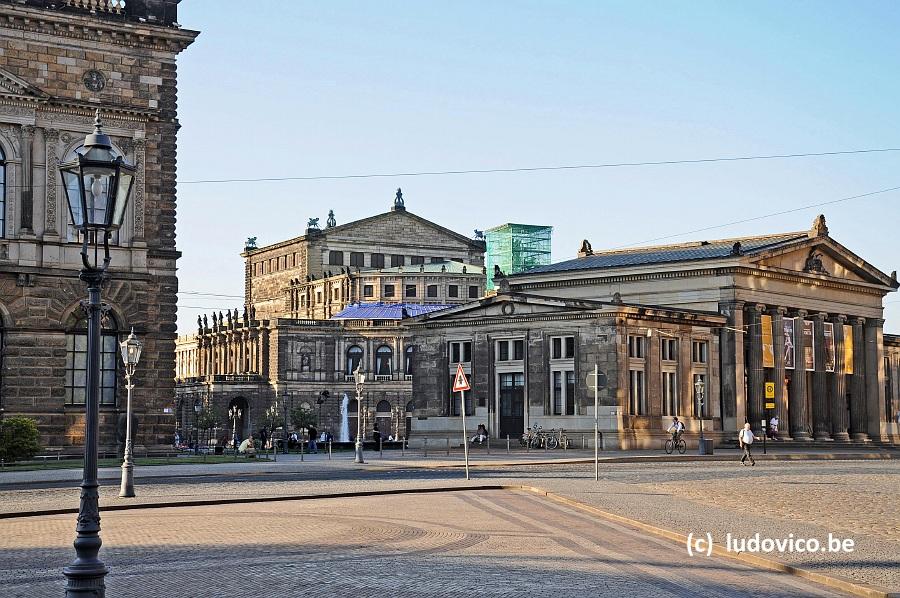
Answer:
[118,329,142,498]
[229,406,242,460]
[353,365,365,464]
[60,110,137,597]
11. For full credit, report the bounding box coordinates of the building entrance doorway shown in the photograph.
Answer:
[498,373,525,438]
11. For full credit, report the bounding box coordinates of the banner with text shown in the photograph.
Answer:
[784,318,796,370]
[761,314,775,368]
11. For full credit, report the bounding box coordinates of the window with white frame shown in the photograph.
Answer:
[629,369,646,415]
[661,338,678,361]
[551,336,575,360]
[496,339,524,361]
[66,319,117,406]
[449,341,472,364]
[692,340,708,363]
[628,335,646,358]
[552,370,576,415]
[662,371,678,415]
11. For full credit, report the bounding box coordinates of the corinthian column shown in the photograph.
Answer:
[812,313,831,440]
[831,315,850,441]
[849,317,868,440]
[747,304,765,433]
[790,310,811,440]
[864,318,887,441]
[770,306,790,438]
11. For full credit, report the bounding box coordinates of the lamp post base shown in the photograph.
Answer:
[119,456,135,498]
[354,440,365,464]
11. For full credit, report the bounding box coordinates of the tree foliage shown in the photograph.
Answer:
[290,405,317,430]
[0,417,41,463]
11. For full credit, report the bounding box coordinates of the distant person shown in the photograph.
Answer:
[668,417,684,443]
[372,423,381,444]
[739,423,756,466]
[769,415,779,440]
[470,423,488,444]
[307,424,318,454]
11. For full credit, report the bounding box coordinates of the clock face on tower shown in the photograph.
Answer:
[83,70,106,92]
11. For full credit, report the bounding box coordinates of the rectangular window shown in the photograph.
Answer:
[566,371,575,415]
[497,340,509,361]
[370,253,385,269]
[430,257,444,263]
[553,371,562,415]
[450,341,472,364]
[427,285,438,298]
[448,285,459,298]
[410,255,425,265]
[552,370,576,416]
[692,340,708,363]
[384,284,395,298]
[391,254,404,267]
[316,291,322,304]
[513,339,524,360]
[629,369,646,414]
[468,285,479,299]
[662,371,678,415]
[551,336,575,359]
[350,252,365,267]
[405,285,417,298]
[661,338,678,361]
[363,285,374,297]
[66,333,117,405]
[333,287,340,300]
[628,335,646,358]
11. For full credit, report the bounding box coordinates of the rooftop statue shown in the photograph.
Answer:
[245,237,257,249]
[307,217,320,229]
[394,188,405,209]
[326,210,336,228]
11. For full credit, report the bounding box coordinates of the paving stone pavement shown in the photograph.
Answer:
[0,490,849,597]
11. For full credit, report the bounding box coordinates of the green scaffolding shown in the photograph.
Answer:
[485,223,553,290]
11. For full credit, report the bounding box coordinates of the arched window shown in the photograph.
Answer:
[405,401,415,413]
[0,145,6,238]
[63,143,123,244]
[404,345,414,375]
[375,399,392,437]
[347,398,359,441]
[376,345,392,376]
[346,345,363,374]
[66,314,118,406]
[376,400,391,413]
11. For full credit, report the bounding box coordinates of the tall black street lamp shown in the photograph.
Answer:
[118,329,142,498]
[60,110,136,597]
[265,402,278,462]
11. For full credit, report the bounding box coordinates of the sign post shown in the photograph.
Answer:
[764,382,776,455]
[452,363,471,480]
[586,365,608,482]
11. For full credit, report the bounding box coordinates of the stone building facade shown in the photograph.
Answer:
[507,216,900,443]
[175,195,485,446]
[0,0,198,452]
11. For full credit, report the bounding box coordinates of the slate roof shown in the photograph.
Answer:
[331,302,456,320]
[516,232,808,276]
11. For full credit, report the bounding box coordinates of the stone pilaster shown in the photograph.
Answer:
[19,124,34,233]
[812,313,831,440]
[719,300,745,432]
[831,315,850,441]
[790,310,811,440]
[864,318,887,441]
[43,128,59,237]
[771,307,790,439]
[647,329,660,416]
[850,317,868,440]
[747,304,765,433]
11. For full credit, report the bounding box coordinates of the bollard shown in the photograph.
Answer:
[582,434,585,449]
[506,434,510,454]
[446,436,450,456]
[401,437,405,457]
[328,440,332,460]
[487,434,491,455]
[424,437,428,458]
[379,437,383,459]
[564,437,567,453]
[300,438,304,462]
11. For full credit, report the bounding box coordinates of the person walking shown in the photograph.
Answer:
[307,424,319,454]
[769,415,779,440]
[739,422,756,466]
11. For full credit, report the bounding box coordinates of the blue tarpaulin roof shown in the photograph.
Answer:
[331,302,455,320]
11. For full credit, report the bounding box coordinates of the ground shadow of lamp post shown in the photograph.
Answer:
[118,329,142,498]
[353,365,366,463]
[60,110,136,597]
[229,406,242,461]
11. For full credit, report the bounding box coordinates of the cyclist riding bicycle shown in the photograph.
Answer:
[668,416,685,443]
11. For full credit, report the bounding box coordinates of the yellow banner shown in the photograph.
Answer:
[844,323,853,374]
[761,314,774,368]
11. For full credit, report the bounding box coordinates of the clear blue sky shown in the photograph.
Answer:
[174,1,900,333]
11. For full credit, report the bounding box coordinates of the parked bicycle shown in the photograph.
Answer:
[544,428,570,450]
[520,424,544,449]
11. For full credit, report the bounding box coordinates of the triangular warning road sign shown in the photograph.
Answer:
[452,363,470,392]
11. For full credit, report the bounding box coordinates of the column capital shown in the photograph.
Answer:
[770,306,789,316]
[833,314,848,324]
[792,309,808,319]
[814,312,828,322]
[853,316,866,326]
[865,317,885,328]
[751,303,766,313]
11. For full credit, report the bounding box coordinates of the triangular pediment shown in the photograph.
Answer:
[413,293,605,322]
[0,68,49,100]
[750,236,897,288]
[324,209,483,251]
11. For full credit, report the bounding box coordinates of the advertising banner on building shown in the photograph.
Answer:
[761,314,775,368]
[824,322,835,372]
[783,318,795,370]
[804,320,815,371]
[844,324,854,374]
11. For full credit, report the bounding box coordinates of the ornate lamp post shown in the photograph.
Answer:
[353,365,366,464]
[229,406,242,459]
[193,400,201,455]
[695,377,706,440]
[60,110,137,597]
[265,402,278,462]
[118,329,142,498]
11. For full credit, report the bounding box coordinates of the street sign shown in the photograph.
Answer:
[452,363,470,392]
[765,402,776,409]
[764,382,775,399]
[586,370,608,391]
